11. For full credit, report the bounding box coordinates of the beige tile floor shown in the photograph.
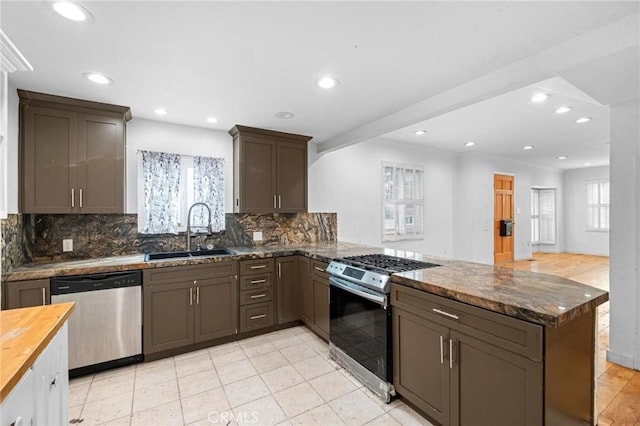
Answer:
[68,326,434,426]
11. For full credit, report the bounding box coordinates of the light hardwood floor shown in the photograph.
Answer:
[507,252,640,425]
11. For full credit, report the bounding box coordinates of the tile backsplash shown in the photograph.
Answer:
[17,212,336,263]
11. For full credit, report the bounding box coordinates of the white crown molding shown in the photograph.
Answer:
[0,29,33,74]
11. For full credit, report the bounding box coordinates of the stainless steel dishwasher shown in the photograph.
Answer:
[51,270,143,377]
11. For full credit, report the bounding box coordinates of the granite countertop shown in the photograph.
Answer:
[0,302,75,402]
[3,243,608,328]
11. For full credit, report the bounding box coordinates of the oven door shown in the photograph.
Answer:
[329,276,392,382]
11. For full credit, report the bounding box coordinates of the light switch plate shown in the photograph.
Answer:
[63,239,73,252]
[252,231,263,241]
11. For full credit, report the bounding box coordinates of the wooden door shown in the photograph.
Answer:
[299,256,313,325]
[194,276,238,343]
[6,279,50,309]
[240,135,277,213]
[393,308,451,426]
[276,256,300,323]
[143,281,194,354]
[450,330,543,426]
[276,140,307,212]
[494,174,514,263]
[77,114,125,213]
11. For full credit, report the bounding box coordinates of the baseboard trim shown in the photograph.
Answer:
[606,349,635,369]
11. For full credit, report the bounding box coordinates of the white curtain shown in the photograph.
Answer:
[141,150,181,234]
[192,156,224,232]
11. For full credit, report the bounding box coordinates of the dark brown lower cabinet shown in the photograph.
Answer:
[312,274,330,339]
[298,258,329,340]
[276,256,300,323]
[143,262,238,355]
[6,278,50,309]
[299,257,312,324]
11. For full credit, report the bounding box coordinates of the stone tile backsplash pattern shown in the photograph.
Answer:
[1,214,27,274]
[20,212,337,263]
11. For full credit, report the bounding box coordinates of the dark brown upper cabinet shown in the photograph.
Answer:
[229,125,312,213]
[18,90,131,214]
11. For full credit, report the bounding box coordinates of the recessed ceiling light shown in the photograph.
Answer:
[584,162,593,166]
[415,130,427,135]
[555,106,572,114]
[275,111,294,119]
[464,141,475,147]
[522,145,534,150]
[154,108,167,116]
[82,72,112,85]
[557,156,568,160]
[576,117,592,124]
[52,1,92,22]
[317,76,339,89]
[531,93,549,103]
[206,117,218,124]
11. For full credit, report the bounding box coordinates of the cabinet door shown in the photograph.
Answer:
[21,106,77,213]
[143,281,194,354]
[240,135,277,213]
[312,275,329,340]
[6,279,50,309]
[393,308,450,426]
[276,140,307,212]
[76,114,124,213]
[299,257,313,325]
[276,257,300,323]
[450,330,543,426]
[194,276,238,342]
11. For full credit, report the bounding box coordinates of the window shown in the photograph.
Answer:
[531,188,556,244]
[587,180,610,231]
[382,162,424,242]
[138,151,224,234]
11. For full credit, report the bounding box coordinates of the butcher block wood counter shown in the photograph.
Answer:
[0,302,74,402]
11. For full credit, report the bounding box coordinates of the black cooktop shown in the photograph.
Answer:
[341,254,440,274]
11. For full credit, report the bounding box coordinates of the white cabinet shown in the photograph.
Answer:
[1,323,69,426]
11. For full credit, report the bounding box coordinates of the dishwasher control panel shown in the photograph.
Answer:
[51,270,142,295]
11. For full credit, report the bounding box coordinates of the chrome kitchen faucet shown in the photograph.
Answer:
[186,202,213,251]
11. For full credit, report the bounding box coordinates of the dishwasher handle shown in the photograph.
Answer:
[51,270,142,295]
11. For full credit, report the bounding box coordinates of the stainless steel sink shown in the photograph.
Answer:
[144,248,234,261]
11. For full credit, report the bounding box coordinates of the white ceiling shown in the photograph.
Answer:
[2,1,639,169]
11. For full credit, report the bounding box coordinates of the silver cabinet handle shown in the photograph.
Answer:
[71,188,75,208]
[433,308,459,320]
[250,314,266,320]
[314,266,325,272]
[250,265,267,270]
[449,339,454,369]
[278,263,281,278]
[439,335,444,364]
[42,288,46,305]
[273,195,277,209]
[189,288,193,305]
[250,279,266,284]
[278,195,281,209]
[196,287,200,304]
[250,293,267,299]
[79,189,83,208]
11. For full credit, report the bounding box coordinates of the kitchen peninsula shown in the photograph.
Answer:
[2,243,607,425]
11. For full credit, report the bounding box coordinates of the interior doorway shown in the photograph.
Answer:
[494,173,514,263]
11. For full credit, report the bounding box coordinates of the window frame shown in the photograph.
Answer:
[586,180,610,232]
[381,162,424,242]
[530,187,556,245]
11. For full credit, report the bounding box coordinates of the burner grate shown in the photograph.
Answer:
[342,254,440,274]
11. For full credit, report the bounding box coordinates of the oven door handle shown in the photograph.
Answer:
[329,276,387,306]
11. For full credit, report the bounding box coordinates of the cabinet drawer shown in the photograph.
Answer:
[239,273,273,291]
[144,261,238,285]
[239,287,274,306]
[311,260,329,278]
[240,258,275,275]
[391,283,542,361]
[240,302,275,332]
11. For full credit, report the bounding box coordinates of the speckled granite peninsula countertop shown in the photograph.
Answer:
[3,242,608,328]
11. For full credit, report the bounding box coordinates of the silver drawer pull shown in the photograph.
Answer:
[250,294,267,299]
[250,265,267,269]
[450,339,454,369]
[250,314,267,320]
[250,279,266,284]
[314,266,325,272]
[42,288,46,305]
[433,308,459,320]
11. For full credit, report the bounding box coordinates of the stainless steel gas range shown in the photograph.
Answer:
[327,254,440,402]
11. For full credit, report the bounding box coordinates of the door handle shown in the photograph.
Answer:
[196,287,200,304]
[71,188,75,208]
[278,263,281,278]
[250,265,267,270]
[79,189,83,208]
[439,335,444,364]
[314,266,325,272]
[278,195,281,209]
[250,314,266,320]
[250,279,266,284]
[449,338,454,369]
[189,288,193,305]
[42,288,46,305]
[250,293,267,299]
[273,195,277,209]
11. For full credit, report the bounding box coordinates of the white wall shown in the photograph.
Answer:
[563,166,610,256]
[308,138,456,258]
[453,151,564,264]
[6,81,19,214]
[608,100,640,370]
[120,118,233,214]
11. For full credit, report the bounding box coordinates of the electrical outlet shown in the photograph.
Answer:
[63,239,73,252]
[252,231,263,241]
